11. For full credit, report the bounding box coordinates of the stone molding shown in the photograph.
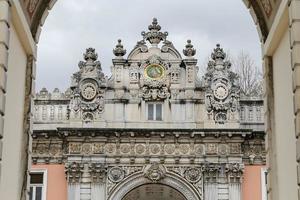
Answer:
[32,129,265,166]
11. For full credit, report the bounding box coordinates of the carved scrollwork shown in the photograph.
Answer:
[204,44,240,123]
[225,163,244,183]
[144,163,166,183]
[65,162,83,183]
[69,48,106,121]
[89,163,106,183]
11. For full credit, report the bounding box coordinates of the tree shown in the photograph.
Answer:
[232,51,263,97]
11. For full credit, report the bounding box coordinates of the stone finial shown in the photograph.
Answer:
[84,48,98,62]
[211,44,226,61]
[141,18,168,46]
[113,39,126,57]
[183,39,196,57]
[148,18,161,32]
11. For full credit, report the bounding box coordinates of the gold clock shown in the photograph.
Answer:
[144,64,165,79]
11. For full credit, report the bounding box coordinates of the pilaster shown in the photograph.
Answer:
[0,0,10,180]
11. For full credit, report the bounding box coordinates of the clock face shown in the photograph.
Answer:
[213,83,228,100]
[81,82,97,100]
[145,64,165,79]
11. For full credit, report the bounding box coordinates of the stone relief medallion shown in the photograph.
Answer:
[108,167,125,183]
[150,144,161,154]
[206,143,218,154]
[144,64,165,80]
[218,144,227,155]
[213,83,228,100]
[105,144,116,154]
[120,144,131,154]
[93,143,104,154]
[49,145,59,156]
[230,143,241,154]
[194,144,204,155]
[185,168,202,183]
[164,144,175,154]
[135,144,146,154]
[179,144,190,154]
[82,144,92,154]
[144,163,166,183]
[81,82,97,100]
[36,144,47,154]
[69,143,82,154]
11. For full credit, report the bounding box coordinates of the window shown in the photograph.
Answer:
[240,107,244,121]
[256,107,262,121]
[248,107,253,121]
[147,103,163,121]
[29,170,47,200]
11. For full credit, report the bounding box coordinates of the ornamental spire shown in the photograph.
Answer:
[84,48,98,62]
[141,18,168,46]
[183,39,196,57]
[113,39,126,57]
[211,44,226,61]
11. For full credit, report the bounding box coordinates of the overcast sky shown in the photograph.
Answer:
[36,0,261,92]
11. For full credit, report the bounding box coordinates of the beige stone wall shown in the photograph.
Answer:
[0,23,27,200]
[272,28,297,200]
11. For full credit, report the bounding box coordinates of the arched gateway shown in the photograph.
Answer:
[122,184,186,200]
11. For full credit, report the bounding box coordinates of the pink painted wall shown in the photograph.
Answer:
[32,164,67,200]
[242,165,265,200]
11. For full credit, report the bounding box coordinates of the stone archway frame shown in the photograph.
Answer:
[108,171,201,200]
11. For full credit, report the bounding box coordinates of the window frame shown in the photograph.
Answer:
[29,169,48,200]
[261,168,268,200]
[146,102,163,121]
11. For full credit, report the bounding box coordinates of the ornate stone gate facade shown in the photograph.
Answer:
[31,19,265,199]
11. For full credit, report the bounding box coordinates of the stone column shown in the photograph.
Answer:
[226,163,244,200]
[81,163,92,200]
[65,162,82,200]
[89,163,106,200]
[203,164,219,200]
[0,0,10,180]
[289,1,300,200]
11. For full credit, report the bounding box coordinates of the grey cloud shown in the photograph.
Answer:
[36,0,261,92]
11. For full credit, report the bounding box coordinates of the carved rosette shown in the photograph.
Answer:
[184,167,202,183]
[69,48,107,121]
[204,44,240,123]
